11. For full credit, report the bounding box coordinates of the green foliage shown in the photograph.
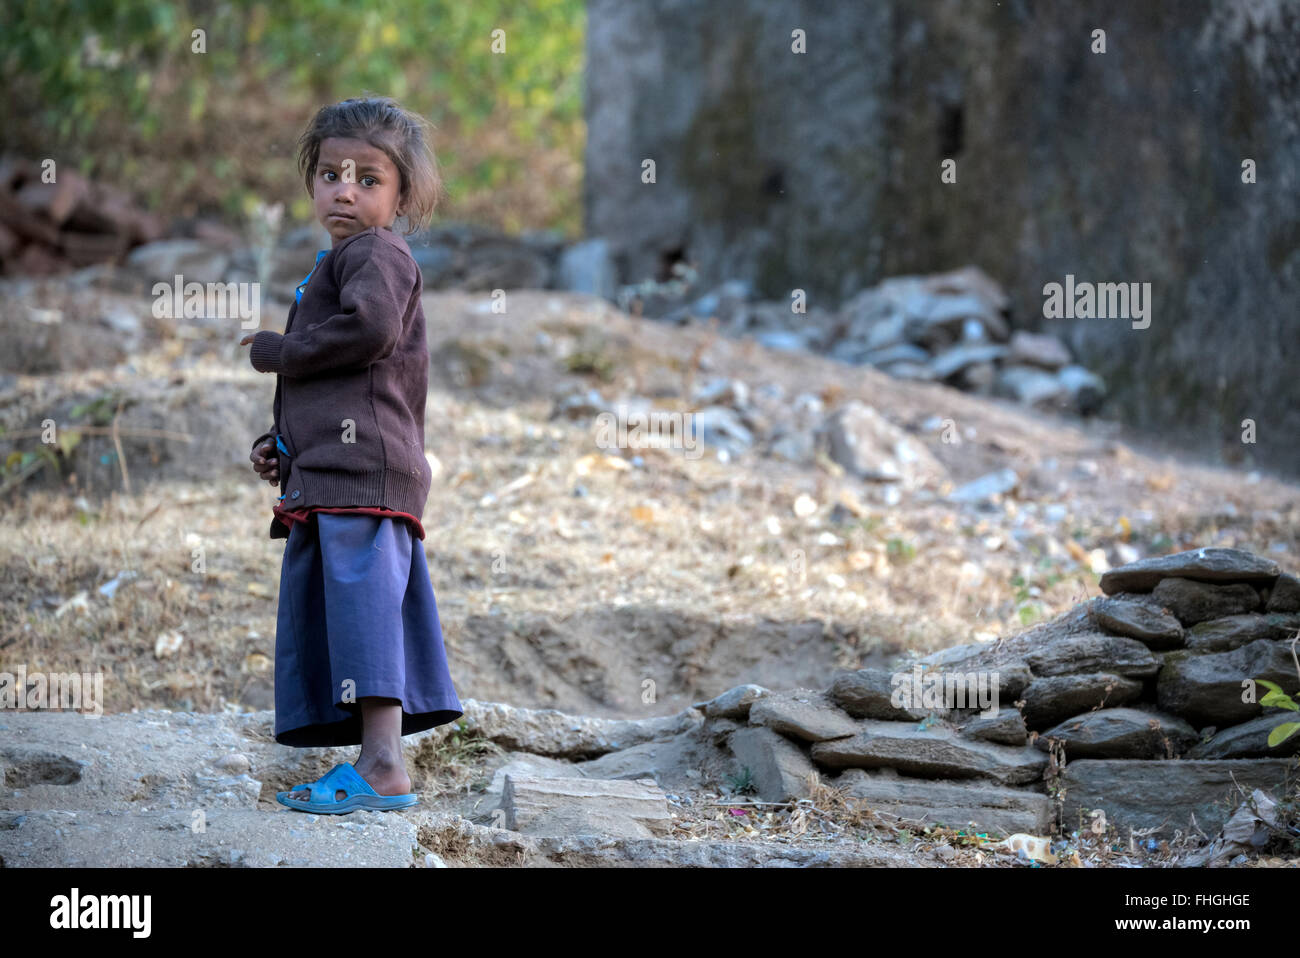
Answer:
[2,0,585,229]
[885,537,916,562]
[1255,679,1300,748]
[428,718,494,765]
[1006,566,1068,627]
[726,765,757,795]
[563,332,616,381]
[69,394,119,426]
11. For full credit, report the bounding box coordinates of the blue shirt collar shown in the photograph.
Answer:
[295,249,330,303]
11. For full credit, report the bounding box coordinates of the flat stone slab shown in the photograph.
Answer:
[953,708,1028,746]
[498,775,673,838]
[0,710,268,812]
[1187,713,1300,760]
[748,688,860,742]
[1037,707,1199,759]
[1023,632,1159,678]
[485,753,587,797]
[1152,578,1261,626]
[693,684,769,719]
[727,726,818,803]
[809,719,1047,786]
[1020,673,1143,729]
[1059,758,1297,838]
[1186,613,1300,652]
[1089,596,1184,649]
[1100,548,1280,595]
[571,725,735,793]
[827,668,957,720]
[910,647,1035,699]
[1266,574,1300,612]
[0,807,423,868]
[417,810,933,867]
[451,699,703,759]
[834,768,1052,837]
[918,606,1151,706]
[1157,639,1300,727]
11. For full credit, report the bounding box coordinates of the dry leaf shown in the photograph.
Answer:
[54,590,90,618]
[154,631,184,659]
[574,453,630,476]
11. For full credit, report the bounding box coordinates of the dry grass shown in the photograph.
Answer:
[2,286,1299,726]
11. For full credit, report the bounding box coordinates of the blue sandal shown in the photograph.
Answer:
[276,762,418,814]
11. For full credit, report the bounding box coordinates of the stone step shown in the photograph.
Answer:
[0,700,701,812]
[834,769,1053,837]
[810,719,1048,786]
[0,807,421,868]
[1059,758,1297,839]
[498,775,674,838]
[1,711,267,812]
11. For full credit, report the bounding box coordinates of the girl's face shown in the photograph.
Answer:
[312,136,403,246]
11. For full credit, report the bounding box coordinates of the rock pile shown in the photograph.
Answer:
[551,377,954,485]
[661,266,1107,415]
[679,547,1300,844]
[552,381,1018,508]
[465,549,1298,854]
[0,156,164,276]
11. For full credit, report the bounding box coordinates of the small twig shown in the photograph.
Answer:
[133,500,166,533]
[0,425,193,441]
[112,395,130,495]
[704,798,850,832]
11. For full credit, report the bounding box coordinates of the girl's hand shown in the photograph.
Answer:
[240,334,257,346]
[250,440,280,483]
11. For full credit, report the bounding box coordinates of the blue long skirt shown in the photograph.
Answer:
[273,512,464,747]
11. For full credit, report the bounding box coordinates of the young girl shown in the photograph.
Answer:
[240,96,462,813]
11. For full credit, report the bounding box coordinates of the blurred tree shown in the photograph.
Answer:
[0,0,585,236]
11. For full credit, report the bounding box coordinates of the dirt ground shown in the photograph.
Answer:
[2,277,1298,723]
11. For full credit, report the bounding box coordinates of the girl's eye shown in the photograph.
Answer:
[321,171,375,186]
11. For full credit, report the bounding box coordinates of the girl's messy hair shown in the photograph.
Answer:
[296,95,444,235]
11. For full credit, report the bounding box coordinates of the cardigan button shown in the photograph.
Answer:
[290,490,300,499]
